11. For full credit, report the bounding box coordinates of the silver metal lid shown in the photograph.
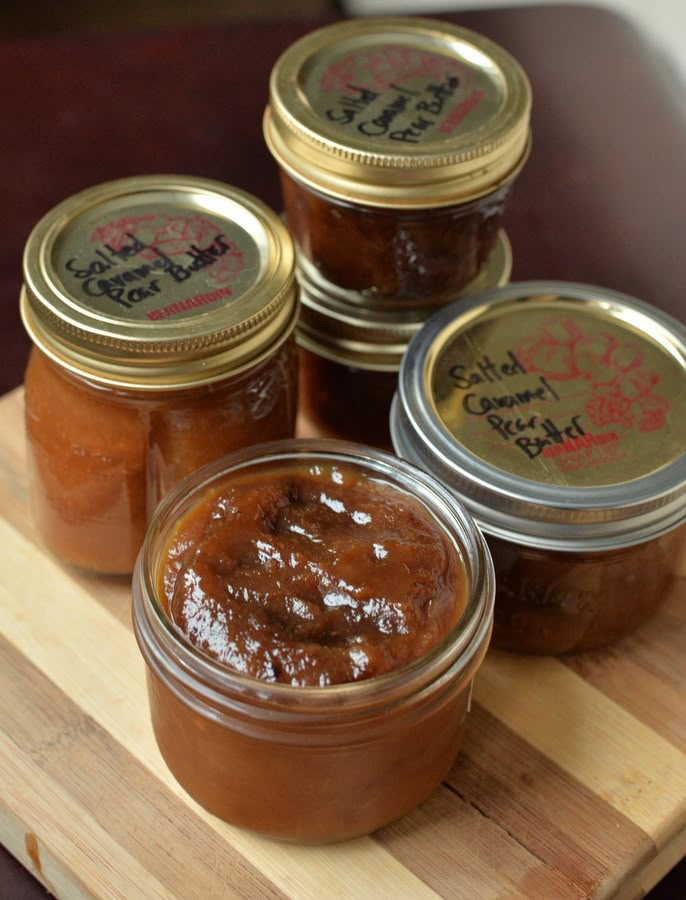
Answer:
[391,281,686,550]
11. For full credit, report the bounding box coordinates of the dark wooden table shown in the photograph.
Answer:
[1,5,684,897]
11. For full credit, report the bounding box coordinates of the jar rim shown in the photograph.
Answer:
[21,286,299,391]
[132,438,495,714]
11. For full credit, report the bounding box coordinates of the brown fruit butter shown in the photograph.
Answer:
[264,17,530,305]
[392,282,686,654]
[279,171,509,303]
[21,175,298,574]
[132,440,494,841]
[297,230,511,449]
[299,348,399,448]
[486,527,684,654]
[24,342,297,574]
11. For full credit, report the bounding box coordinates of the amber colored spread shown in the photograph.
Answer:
[298,347,397,449]
[24,341,298,574]
[281,172,507,303]
[487,525,684,654]
[158,459,466,685]
[146,665,471,841]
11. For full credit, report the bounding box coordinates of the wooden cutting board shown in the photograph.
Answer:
[0,385,684,899]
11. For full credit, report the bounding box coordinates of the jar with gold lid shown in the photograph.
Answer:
[391,282,686,654]
[298,230,511,448]
[264,16,531,305]
[21,175,299,575]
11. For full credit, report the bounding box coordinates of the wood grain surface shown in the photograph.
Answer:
[0,386,684,899]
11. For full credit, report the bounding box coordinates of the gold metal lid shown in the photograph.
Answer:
[21,175,297,388]
[297,230,511,370]
[264,16,531,208]
[392,282,686,550]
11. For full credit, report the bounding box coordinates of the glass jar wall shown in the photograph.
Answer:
[132,439,495,841]
[21,175,298,573]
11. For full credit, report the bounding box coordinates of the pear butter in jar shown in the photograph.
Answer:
[264,16,531,306]
[392,282,686,654]
[297,230,511,448]
[133,440,494,842]
[21,175,299,575]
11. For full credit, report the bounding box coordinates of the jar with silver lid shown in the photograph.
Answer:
[391,281,686,654]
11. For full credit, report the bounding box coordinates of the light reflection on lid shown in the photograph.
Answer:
[391,281,686,550]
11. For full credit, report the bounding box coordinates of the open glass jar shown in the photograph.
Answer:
[132,439,494,843]
[21,175,298,574]
[391,282,686,654]
[297,230,511,448]
[264,16,531,305]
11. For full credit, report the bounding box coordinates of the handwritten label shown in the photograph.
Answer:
[315,45,487,146]
[65,231,236,311]
[432,308,681,487]
[325,75,463,144]
[447,350,594,460]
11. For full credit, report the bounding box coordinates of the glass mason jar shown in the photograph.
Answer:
[264,17,531,306]
[297,231,511,449]
[21,175,299,574]
[132,439,495,843]
[391,281,686,655]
